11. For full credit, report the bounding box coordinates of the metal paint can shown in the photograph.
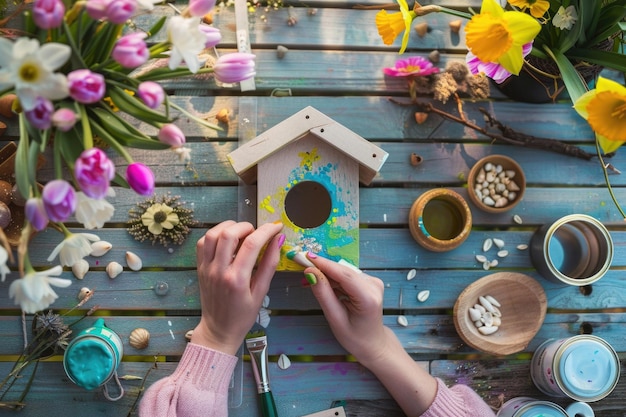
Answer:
[497,397,594,417]
[529,214,613,286]
[530,335,619,402]
[63,318,125,400]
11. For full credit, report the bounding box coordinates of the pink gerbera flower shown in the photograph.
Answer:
[383,56,439,77]
[466,42,533,84]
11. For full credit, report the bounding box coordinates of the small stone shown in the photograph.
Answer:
[428,50,440,63]
[276,45,288,59]
[483,196,495,206]
[449,19,462,33]
[414,112,428,124]
[414,22,428,37]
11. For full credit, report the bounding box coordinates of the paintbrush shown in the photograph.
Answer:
[246,327,278,417]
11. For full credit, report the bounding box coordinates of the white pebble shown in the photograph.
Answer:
[417,290,430,302]
[483,196,495,206]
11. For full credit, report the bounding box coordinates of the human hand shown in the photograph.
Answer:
[304,255,390,367]
[191,221,284,355]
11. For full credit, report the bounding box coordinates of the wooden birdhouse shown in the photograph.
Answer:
[227,106,388,270]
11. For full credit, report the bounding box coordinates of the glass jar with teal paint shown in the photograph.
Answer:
[63,318,124,401]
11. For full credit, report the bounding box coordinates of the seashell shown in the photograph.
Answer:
[406,268,417,281]
[497,250,509,258]
[505,170,516,178]
[490,259,499,267]
[474,320,484,328]
[507,180,521,191]
[185,330,194,341]
[125,251,142,271]
[129,328,150,350]
[277,353,291,370]
[476,168,486,183]
[468,307,482,322]
[397,315,408,327]
[256,307,271,328]
[417,290,430,302]
[410,152,423,166]
[494,197,508,208]
[428,49,440,63]
[513,214,523,224]
[484,295,501,307]
[78,287,92,301]
[482,260,491,270]
[91,241,112,257]
[491,306,502,318]
[72,259,89,280]
[475,254,487,263]
[479,296,496,313]
[492,316,502,327]
[106,261,123,279]
[482,239,493,252]
[481,312,494,327]
[517,244,528,250]
[493,238,505,249]
[478,325,499,335]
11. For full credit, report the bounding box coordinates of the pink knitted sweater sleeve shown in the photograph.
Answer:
[139,344,495,417]
[138,343,237,417]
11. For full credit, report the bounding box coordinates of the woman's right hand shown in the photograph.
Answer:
[304,255,390,367]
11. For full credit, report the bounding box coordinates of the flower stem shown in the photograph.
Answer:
[79,105,94,150]
[595,139,626,220]
[167,101,222,131]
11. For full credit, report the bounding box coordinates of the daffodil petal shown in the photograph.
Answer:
[598,135,624,155]
[504,11,541,46]
[497,44,524,75]
[480,0,504,17]
[596,77,626,94]
[573,90,596,119]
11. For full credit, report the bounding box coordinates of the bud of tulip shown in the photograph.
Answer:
[158,124,186,148]
[68,69,106,104]
[75,148,116,199]
[42,179,77,223]
[137,81,165,109]
[33,0,65,29]
[52,108,78,132]
[25,198,49,231]
[112,33,149,68]
[126,163,155,196]
[24,97,54,130]
[213,53,256,84]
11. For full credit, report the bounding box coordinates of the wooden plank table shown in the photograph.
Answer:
[1,1,625,416]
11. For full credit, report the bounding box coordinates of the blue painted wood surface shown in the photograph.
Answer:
[0,0,625,416]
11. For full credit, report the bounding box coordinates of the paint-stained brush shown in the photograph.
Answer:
[246,328,278,417]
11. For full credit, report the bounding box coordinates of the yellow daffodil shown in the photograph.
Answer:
[508,0,550,19]
[574,77,626,154]
[375,0,417,54]
[465,0,541,76]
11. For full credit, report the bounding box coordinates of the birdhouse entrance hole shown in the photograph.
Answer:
[284,181,332,229]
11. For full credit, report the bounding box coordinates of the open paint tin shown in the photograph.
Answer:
[497,397,594,417]
[529,214,613,286]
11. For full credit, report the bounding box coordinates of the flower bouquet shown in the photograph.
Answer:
[0,0,255,313]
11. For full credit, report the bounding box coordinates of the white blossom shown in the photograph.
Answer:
[166,15,206,73]
[553,6,578,30]
[75,189,116,229]
[0,246,10,282]
[9,266,71,314]
[47,233,100,267]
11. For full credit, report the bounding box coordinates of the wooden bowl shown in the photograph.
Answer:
[453,272,547,356]
[467,155,525,213]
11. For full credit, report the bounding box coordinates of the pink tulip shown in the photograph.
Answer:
[25,198,49,231]
[86,0,111,20]
[126,163,155,196]
[42,180,77,222]
[112,32,149,68]
[199,25,222,48]
[52,108,78,132]
[158,124,186,147]
[188,0,216,17]
[137,81,165,109]
[213,53,256,84]
[68,69,106,104]
[33,0,65,29]
[24,97,54,130]
[105,0,136,24]
[75,148,116,199]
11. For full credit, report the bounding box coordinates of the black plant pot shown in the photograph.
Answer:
[493,65,569,104]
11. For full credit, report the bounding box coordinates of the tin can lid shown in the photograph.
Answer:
[559,337,619,399]
[518,403,567,417]
[63,337,115,390]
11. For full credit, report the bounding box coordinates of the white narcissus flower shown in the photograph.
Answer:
[136,0,162,10]
[166,15,206,73]
[553,5,578,31]
[0,246,10,282]
[9,266,71,314]
[47,232,101,267]
[173,146,192,162]
[75,189,116,229]
[0,37,70,111]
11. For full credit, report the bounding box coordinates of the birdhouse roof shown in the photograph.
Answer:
[227,106,388,185]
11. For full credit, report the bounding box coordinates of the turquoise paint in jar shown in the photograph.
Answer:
[531,335,619,402]
[496,397,594,417]
[63,318,124,401]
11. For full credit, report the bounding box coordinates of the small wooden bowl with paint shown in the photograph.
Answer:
[453,272,547,356]
[467,155,525,213]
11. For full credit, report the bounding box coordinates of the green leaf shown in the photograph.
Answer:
[15,115,37,199]
[567,48,626,73]
[90,108,170,150]
[583,5,626,47]
[145,16,167,40]
[543,46,588,103]
[106,85,172,125]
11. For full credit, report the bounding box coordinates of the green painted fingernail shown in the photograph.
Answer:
[304,273,317,286]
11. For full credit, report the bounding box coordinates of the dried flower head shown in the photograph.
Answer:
[127,194,195,246]
[31,310,71,356]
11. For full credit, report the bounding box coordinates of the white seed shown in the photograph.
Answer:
[517,244,528,250]
[476,254,487,263]
[513,214,523,224]
[417,290,430,302]
[78,287,92,301]
[474,320,484,328]
[493,238,505,249]
[406,269,417,281]
[125,251,142,271]
[484,295,501,307]
[492,306,502,318]
[492,316,502,327]
[106,261,123,279]
[277,353,291,370]
[468,307,482,322]
[481,312,494,327]
[474,304,486,314]
[478,325,499,335]
[90,241,112,257]
[490,259,499,267]
[482,260,491,270]
[497,250,509,258]
[72,259,89,280]
[483,196,495,206]
[397,315,409,327]
[482,239,493,252]
[479,296,496,313]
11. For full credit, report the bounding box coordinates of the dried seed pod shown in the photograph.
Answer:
[129,328,150,350]
[125,251,142,271]
[107,261,123,279]
[277,353,291,370]
[72,259,89,280]
[91,241,112,257]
